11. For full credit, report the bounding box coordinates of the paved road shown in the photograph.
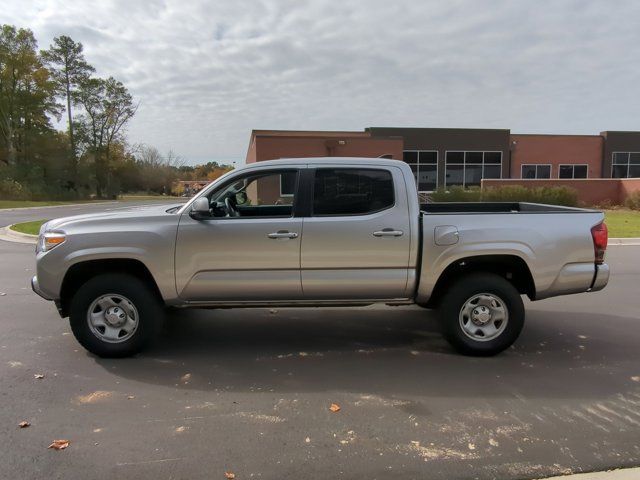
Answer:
[0,204,639,479]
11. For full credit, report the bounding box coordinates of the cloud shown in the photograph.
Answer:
[5,0,640,164]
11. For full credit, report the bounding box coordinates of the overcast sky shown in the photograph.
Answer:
[5,0,640,164]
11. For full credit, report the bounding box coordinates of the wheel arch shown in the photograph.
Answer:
[59,259,164,318]
[423,254,536,308]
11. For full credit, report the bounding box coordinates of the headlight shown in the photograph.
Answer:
[38,232,66,252]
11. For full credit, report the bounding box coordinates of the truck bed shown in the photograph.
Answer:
[416,202,607,304]
[421,202,598,214]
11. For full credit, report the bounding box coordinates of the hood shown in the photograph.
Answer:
[43,203,183,232]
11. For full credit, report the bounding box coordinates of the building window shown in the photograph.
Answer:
[612,152,640,178]
[403,150,437,192]
[558,164,588,179]
[521,164,551,179]
[445,151,502,188]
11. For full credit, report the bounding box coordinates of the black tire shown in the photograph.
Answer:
[438,273,524,356]
[69,273,163,358]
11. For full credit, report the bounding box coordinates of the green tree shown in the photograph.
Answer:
[0,25,58,166]
[41,35,94,187]
[75,76,137,197]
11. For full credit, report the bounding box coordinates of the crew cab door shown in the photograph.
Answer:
[175,167,303,301]
[300,166,412,300]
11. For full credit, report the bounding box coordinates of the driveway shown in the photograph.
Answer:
[0,204,639,479]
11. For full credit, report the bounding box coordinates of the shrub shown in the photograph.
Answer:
[592,198,615,210]
[430,185,579,207]
[626,191,640,210]
[0,178,31,200]
[482,185,534,202]
[430,186,482,202]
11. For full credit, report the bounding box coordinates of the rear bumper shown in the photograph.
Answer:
[536,262,609,300]
[590,263,610,292]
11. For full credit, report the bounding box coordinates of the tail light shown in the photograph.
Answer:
[591,222,608,265]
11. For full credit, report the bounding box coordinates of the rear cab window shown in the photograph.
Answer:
[312,168,395,216]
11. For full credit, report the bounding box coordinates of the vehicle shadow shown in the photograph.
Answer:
[92,305,640,400]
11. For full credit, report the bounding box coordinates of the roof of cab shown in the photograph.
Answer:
[238,157,406,170]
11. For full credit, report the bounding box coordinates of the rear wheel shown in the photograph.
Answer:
[438,273,524,356]
[69,273,163,358]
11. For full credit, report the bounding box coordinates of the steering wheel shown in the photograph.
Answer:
[225,196,240,217]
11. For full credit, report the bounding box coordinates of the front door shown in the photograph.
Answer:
[175,168,303,302]
[300,166,412,300]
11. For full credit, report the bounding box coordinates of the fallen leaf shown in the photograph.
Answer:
[48,439,70,450]
[631,376,640,382]
[329,403,341,413]
[175,426,186,433]
[180,373,191,383]
[224,472,235,479]
[34,374,45,379]
[127,395,135,400]
[18,421,30,428]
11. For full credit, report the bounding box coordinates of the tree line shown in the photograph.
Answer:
[0,25,233,199]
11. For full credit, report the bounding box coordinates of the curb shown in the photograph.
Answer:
[541,467,640,479]
[0,225,37,244]
[608,238,640,246]
[0,201,115,212]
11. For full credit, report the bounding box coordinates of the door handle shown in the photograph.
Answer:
[373,228,404,237]
[267,231,298,239]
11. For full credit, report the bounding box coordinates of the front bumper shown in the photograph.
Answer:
[31,275,53,301]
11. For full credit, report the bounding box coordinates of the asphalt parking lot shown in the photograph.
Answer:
[1,204,639,480]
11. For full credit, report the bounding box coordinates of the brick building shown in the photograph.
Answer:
[244,128,640,202]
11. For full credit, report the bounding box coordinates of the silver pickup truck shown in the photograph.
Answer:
[32,158,610,358]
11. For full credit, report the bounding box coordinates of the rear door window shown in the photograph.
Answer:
[312,168,394,216]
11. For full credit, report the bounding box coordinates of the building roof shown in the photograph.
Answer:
[511,133,603,138]
[367,126,511,133]
[251,129,370,138]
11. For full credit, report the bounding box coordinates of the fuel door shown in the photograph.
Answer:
[434,225,459,246]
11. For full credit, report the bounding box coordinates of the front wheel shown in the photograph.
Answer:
[438,273,525,356]
[69,273,163,358]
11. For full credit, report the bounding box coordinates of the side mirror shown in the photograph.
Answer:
[189,197,210,219]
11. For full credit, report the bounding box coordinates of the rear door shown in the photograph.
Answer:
[300,166,412,300]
